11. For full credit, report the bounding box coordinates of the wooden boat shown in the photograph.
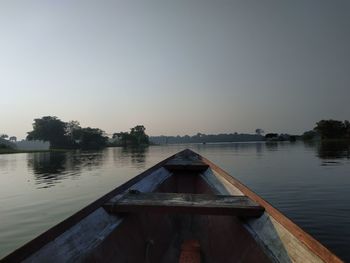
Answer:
[1,149,342,263]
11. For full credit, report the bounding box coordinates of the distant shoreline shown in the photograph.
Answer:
[2,139,349,155]
[0,149,71,155]
[0,146,133,155]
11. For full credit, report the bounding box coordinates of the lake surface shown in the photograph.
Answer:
[0,142,350,261]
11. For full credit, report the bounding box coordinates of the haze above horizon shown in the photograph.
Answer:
[1,0,350,139]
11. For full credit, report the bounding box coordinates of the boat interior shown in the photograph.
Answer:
[85,168,271,263]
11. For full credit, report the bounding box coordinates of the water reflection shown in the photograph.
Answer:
[302,140,317,149]
[317,141,350,160]
[265,142,279,151]
[24,142,350,188]
[112,146,149,169]
[67,151,105,171]
[27,151,105,188]
[255,142,263,155]
[194,142,266,156]
[27,152,67,188]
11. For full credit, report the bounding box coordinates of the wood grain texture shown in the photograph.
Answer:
[104,192,264,217]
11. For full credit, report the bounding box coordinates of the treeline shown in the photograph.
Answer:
[26,116,149,149]
[27,117,108,149]
[303,119,350,141]
[150,119,350,145]
[260,119,350,142]
[112,125,149,146]
[150,133,264,144]
[264,133,297,141]
[11,116,350,150]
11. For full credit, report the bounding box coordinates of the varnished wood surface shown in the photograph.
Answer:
[103,192,264,217]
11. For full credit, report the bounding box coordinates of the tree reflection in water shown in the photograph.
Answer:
[110,146,149,169]
[27,152,66,188]
[120,146,148,168]
[317,141,350,160]
[25,142,350,188]
[265,142,279,151]
[27,151,104,188]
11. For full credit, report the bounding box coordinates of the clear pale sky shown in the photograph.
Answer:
[1,0,349,139]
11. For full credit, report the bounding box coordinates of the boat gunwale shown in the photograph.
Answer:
[195,150,343,263]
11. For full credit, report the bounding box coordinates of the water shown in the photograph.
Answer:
[0,142,349,261]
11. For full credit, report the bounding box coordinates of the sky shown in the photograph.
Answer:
[1,0,350,139]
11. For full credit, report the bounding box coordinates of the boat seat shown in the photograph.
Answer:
[103,192,264,217]
[164,161,209,172]
[164,155,209,172]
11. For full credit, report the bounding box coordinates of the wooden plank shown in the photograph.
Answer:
[103,193,264,217]
[164,160,209,171]
[164,161,209,171]
[164,150,209,171]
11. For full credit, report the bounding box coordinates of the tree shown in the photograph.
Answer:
[130,125,149,145]
[66,121,81,138]
[265,133,278,139]
[112,125,149,146]
[314,120,346,139]
[27,116,69,148]
[26,116,110,149]
[0,134,8,139]
[302,130,317,140]
[112,132,121,139]
[345,120,350,138]
[255,129,264,136]
[73,127,108,149]
[65,120,82,146]
[112,132,128,145]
